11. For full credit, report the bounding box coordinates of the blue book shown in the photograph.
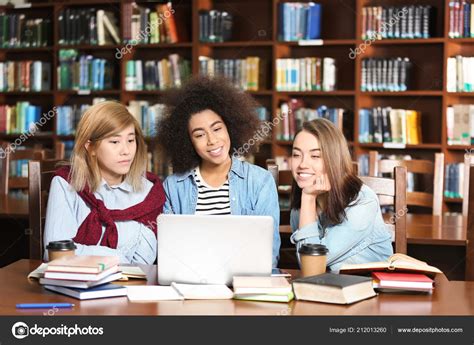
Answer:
[306,2,322,40]
[44,283,127,300]
[99,59,106,90]
[464,2,471,38]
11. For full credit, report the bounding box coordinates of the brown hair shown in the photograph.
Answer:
[290,118,362,227]
[69,101,147,192]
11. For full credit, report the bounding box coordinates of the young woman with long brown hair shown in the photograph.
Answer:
[290,118,392,272]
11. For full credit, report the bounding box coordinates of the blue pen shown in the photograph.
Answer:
[16,303,75,309]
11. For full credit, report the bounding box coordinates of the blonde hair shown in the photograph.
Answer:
[69,101,147,192]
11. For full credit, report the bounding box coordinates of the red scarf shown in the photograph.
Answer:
[55,166,165,249]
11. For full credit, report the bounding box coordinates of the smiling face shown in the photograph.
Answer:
[89,124,137,185]
[188,109,231,168]
[291,130,327,189]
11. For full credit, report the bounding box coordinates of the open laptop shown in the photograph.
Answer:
[157,214,273,286]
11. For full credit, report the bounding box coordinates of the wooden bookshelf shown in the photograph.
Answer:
[0,0,473,211]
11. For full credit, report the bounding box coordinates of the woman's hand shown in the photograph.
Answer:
[301,173,331,198]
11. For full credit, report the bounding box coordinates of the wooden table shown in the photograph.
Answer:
[0,192,28,219]
[280,213,467,246]
[1,259,474,316]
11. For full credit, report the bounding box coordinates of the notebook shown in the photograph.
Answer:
[44,283,127,300]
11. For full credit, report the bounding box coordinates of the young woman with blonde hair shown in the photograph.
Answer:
[44,101,165,263]
[290,118,392,272]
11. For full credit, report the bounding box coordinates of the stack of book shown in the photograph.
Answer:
[198,56,263,91]
[0,102,42,134]
[40,255,126,300]
[372,272,434,293]
[446,104,474,145]
[361,57,412,92]
[448,0,474,38]
[444,162,465,199]
[275,57,336,92]
[0,61,51,92]
[361,5,435,40]
[276,99,351,141]
[447,56,474,92]
[124,55,191,91]
[123,2,180,44]
[232,276,294,303]
[127,101,166,137]
[339,254,440,295]
[278,2,322,41]
[58,49,114,91]
[199,10,233,42]
[0,14,51,47]
[358,107,422,145]
[58,8,120,45]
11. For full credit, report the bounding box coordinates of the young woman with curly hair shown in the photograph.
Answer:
[289,118,393,272]
[156,76,281,267]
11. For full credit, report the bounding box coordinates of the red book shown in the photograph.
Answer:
[372,272,434,291]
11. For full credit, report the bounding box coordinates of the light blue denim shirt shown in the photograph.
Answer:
[163,157,281,268]
[43,176,157,264]
[290,184,393,272]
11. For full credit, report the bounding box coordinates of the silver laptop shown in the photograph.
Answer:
[157,214,273,286]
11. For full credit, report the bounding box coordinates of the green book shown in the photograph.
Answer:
[234,291,294,303]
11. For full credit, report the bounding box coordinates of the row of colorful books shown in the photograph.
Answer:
[198,56,263,91]
[123,2,180,44]
[0,61,51,92]
[278,2,321,41]
[361,6,435,40]
[198,10,233,43]
[275,100,350,141]
[448,0,474,38]
[358,107,422,145]
[446,104,474,145]
[445,162,466,199]
[447,56,474,93]
[0,102,42,134]
[0,14,51,48]
[275,57,336,92]
[361,57,412,92]
[125,56,191,91]
[58,8,120,46]
[58,50,114,91]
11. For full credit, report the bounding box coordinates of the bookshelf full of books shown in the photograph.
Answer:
[0,0,473,211]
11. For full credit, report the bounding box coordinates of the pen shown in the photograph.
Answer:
[16,303,75,309]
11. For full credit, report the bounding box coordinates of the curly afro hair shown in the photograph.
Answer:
[155,76,262,173]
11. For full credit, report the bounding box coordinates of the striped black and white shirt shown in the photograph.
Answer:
[193,167,231,215]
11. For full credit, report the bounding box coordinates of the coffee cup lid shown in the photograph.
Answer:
[46,240,77,251]
[298,244,328,256]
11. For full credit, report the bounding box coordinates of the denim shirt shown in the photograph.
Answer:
[290,184,393,272]
[163,157,281,268]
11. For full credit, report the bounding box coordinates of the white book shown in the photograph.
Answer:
[446,106,455,145]
[399,109,407,144]
[232,276,292,295]
[456,55,464,92]
[458,163,465,198]
[40,271,122,289]
[135,60,143,90]
[322,57,336,91]
[469,105,474,144]
[97,10,106,45]
[44,266,119,281]
[447,57,457,92]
